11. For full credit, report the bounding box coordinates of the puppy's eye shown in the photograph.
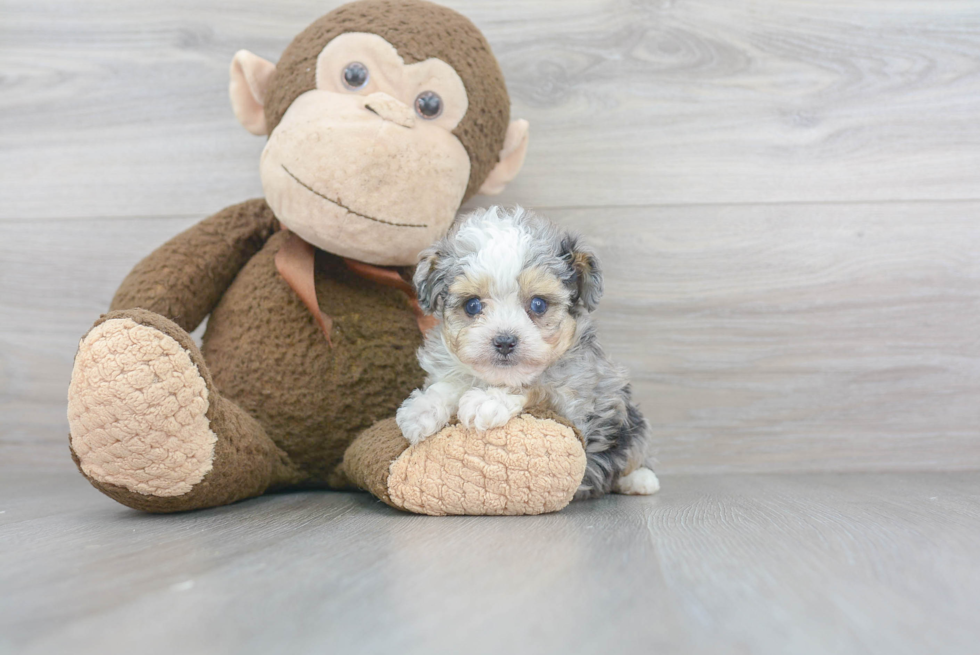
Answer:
[342,62,369,90]
[415,91,443,119]
[529,297,548,315]
[464,297,483,317]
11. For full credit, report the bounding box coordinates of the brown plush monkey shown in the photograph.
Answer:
[66,0,587,516]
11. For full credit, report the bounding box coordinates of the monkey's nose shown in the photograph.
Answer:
[364,92,416,128]
[492,334,518,356]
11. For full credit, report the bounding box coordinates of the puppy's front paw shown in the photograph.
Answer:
[396,390,452,445]
[614,467,660,495]
[457,388,526,432]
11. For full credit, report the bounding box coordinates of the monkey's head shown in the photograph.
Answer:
[229,0,529,265]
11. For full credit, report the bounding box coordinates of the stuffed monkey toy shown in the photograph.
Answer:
[66,0,587,516]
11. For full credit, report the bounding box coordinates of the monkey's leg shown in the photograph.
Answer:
[341,413,587,516]
[68,309,302,513]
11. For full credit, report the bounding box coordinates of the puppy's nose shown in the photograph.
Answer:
[492,334,518,355]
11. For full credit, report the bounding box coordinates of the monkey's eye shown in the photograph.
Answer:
[342,62,369,90]
[464,297,483,317]
[529,297,548,315]
[415,91,443,119]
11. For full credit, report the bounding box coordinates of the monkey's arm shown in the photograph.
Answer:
[109,199,279,332]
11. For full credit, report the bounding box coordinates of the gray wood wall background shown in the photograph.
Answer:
[2,0,978,474]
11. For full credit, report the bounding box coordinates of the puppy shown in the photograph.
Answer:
[395,206,659,499]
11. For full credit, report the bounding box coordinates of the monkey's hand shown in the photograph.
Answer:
[396,385,458,445]
[457,387,527,432]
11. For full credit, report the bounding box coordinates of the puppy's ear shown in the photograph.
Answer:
[414,245,450,314]
[561,236,603,312]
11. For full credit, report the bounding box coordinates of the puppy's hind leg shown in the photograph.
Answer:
[576,399,659,499]
[614,467,660,495]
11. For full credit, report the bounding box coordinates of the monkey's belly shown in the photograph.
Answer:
[200,233,424,483]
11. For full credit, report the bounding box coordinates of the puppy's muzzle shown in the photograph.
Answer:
[492,334,519,356]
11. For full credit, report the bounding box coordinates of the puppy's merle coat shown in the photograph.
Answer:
[396,206,658,498]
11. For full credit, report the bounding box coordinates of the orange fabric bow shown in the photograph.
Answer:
[274,231,436,347]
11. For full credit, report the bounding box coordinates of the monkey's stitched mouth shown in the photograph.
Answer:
[281,165,428,229]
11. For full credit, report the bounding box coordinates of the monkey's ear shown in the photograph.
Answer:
[229,50,276,136]
[413,246,450,314]
[478,119,530,196]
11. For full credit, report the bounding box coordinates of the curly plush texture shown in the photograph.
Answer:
[102,199,426,489]
[263,0,511,202]
[68,317,216,497]
[345,414,587,516]
[389,415,586,515]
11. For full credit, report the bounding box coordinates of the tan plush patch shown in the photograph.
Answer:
[315,34,469,131]
[260,88,470,265]
[67,318,217,497]
[386,414,587,516]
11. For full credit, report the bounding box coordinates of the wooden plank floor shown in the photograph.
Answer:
[2,468,979,655]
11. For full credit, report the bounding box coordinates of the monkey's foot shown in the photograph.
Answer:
[68,310,297,512]
[343,413,587,516]
[68,312,218,498]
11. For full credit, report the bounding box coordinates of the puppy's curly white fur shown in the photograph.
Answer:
[396,206,658,499]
